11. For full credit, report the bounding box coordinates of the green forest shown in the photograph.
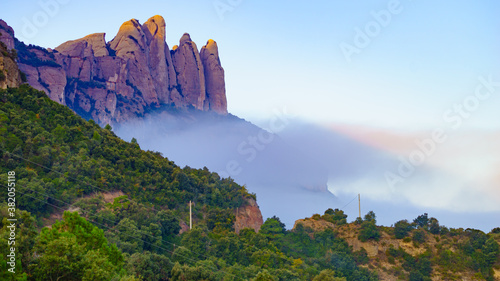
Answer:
[1,85,500,280]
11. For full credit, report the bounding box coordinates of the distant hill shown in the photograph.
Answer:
[295,210,500,280]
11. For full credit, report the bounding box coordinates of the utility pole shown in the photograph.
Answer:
[189,200,192,230]
[358,193,361,219]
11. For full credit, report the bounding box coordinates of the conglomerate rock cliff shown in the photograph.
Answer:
[0,15,228,125]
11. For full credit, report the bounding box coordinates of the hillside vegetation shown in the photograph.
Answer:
[0,85,375,280]
[296,210,500,281]
[1,85,499,280]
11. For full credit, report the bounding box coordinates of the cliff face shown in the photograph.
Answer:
[200,39,227,114]
[0,20,22,89]
[234,198,264,234]
[0,16,227,125]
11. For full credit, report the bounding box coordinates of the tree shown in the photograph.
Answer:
[0,205,38,280]
[30,212,123,280]
[429,217,440,234]
[322,209,347,225]
[126,251,172,280]
[92,130,101,141]
[490,227,500,234]
[206,208,235,232]
[394,220,413,239]
[260,217,286,238]
[413,213,429,229]
[364,211,376,224]
[358,211,380,242]
[358,221,380,242]
[252,269,277,281]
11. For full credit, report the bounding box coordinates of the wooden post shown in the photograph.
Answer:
[358,194,361,219]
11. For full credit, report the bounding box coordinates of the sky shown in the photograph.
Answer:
[2,0,500,230]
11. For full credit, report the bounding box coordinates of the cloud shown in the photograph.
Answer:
[324,125,500,213]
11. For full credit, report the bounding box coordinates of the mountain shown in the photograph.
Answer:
[0,20,22,89]
[0,18,341,226]
[1,18,499,281]
[1,15,227,126]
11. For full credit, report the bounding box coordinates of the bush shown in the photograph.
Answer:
[394,220,413,239]
[353,248,369,264]
[322,208,347,225]
[490,227,500,234]
[358,221,380,242]
[413,229,426,244]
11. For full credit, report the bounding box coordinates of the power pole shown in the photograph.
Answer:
[358,193,361,219]
[189,200,192,230]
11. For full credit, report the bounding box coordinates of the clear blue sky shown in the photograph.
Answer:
[2,0,499,130]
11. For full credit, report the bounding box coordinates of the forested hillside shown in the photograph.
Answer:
[0,85,376,280]
[1,85,499,280]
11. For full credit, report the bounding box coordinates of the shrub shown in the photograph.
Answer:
[394,220,413,239]
[358,221,380,242]
[490,227,500,234]
[413,229,426,244]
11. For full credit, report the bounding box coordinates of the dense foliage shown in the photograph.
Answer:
[0,85,253,220]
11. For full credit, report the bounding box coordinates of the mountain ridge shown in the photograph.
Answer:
[0,15,227,126]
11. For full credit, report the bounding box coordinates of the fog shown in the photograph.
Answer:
[114,110,500,231]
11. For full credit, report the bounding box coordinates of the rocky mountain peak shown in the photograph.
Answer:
[179,33,192,46]
[172,32,206,110]
[55,33,108,57]
[109,18,148,57]
[143,15,166,40]
[201,39,227,114]
[0,16,228,125]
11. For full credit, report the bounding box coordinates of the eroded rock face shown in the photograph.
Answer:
[201,39,227,114]
[0,20,15,51]
[171,33,206,110]
[143,15,179,105]
[0,16,228,125]
[0,20,21,89]
[234,198,264,234]
[56,33,108,58]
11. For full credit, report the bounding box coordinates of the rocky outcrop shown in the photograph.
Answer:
[171,33,206,110]
[0,16,228,125]
[234,198,264,234]
[56,33,108,58]
[143,15,180,105]
[0,20,15,51]
[200,39,227,114]
[0,20,21,89]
